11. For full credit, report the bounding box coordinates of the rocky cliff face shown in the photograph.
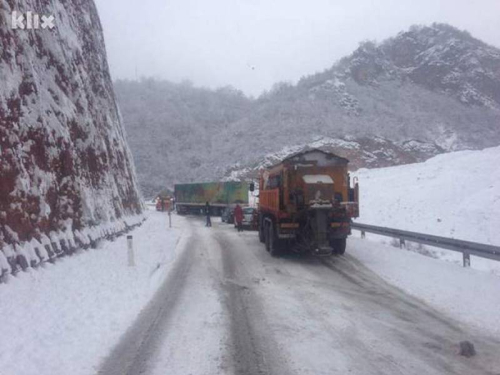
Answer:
[0,0,142,274]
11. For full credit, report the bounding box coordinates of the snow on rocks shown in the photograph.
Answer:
[0,0,143,276]
[0,250,11,276]
[0,213,145,281]
[224,135,443,181]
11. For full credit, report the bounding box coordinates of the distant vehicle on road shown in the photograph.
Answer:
[221,206,235,223]
[155,196,172,212]
[242,207,257,229]
[175,181,249,216]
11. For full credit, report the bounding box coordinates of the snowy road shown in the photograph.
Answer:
[98,216,500,375]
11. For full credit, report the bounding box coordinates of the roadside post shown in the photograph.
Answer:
[127,235,135,267]
[463,252,471,267]
[399,238,406,249]
[168,210,172,228]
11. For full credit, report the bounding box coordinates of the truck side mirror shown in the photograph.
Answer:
[249,182,255,192]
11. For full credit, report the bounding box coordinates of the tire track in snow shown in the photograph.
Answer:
[320,255,463,333]
[309,254,500,375]
[97,218,500,375]
[97,235,196,375]
[214,231,292,375]
[232,230,500,374]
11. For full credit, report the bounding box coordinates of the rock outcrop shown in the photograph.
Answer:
[0,0,142,276]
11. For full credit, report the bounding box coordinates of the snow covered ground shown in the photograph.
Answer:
[1,210,499,374]
[0,210,186,375]
[353,146,500,274]
[349,237,500,337]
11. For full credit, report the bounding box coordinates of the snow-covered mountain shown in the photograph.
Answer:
[116,23,500,195]
[0,0,142,273]
[377,24,500,109]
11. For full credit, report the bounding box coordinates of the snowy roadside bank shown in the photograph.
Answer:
[353,146,500,274]
[0,214,146,280]
[349,237,500,338]
[0,211,189,375]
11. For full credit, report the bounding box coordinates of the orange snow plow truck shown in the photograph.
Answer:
[257,149,359,256]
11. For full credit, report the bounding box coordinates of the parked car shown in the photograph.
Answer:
[155,197,172,212]
[241,207,257,229]
[221,206,234,224]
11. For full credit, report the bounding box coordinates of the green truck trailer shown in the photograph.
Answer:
[175,181,249,215]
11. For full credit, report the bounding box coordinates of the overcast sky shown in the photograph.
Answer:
[94,0,500,96]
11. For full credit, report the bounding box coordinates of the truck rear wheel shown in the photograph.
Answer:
[267,222,280,257]
[258,217,265,243]
[331,238,346,255]
[264,223,271,252]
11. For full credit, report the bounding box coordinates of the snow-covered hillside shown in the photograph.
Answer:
[117,24,500,195]
[0,1,142,276]
[353,146,500,271]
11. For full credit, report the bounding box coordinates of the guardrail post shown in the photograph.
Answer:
[463,252,471,268]
[127,235,135,267]
[400,238,406,249]
[361,231,365,239]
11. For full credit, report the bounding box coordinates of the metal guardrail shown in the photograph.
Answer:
[351,222,500,267]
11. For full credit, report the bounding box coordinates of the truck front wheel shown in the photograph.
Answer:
[331,238,346,255]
